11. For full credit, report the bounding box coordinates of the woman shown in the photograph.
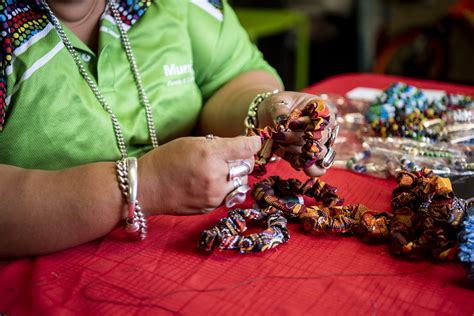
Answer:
[0,0,336,257]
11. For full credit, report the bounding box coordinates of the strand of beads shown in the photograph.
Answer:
[345,150,371,173]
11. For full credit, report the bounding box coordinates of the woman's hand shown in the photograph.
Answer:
[257,91,337,177]
[138,136,261,216]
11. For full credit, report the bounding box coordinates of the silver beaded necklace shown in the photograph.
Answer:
[42,0,159,159]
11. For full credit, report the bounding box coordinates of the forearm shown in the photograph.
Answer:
[198,70,283,137]
[0,162,125,258]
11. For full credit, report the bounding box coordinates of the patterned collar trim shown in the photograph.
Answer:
[207,0,224,11]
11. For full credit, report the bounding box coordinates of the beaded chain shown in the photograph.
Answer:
[247,99,333,175]
[367,82,473,142]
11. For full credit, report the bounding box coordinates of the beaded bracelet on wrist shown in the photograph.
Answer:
[244,90,279,134]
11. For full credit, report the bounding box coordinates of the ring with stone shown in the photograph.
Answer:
[205,134,214,140]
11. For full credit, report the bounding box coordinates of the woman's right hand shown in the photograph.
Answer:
[138,135,262,216]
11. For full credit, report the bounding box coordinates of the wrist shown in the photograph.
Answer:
[137,155,169,217]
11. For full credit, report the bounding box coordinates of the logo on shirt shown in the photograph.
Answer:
[163,63,195,86]
[163,63,193,77]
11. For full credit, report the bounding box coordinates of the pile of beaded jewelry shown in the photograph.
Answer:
[367,82,473,143]
[199,175,391,252]
[246,98,337,175]
[199,93,473,281]
[334,136,474,178]
[199,170,472,276]
[389,168,468,259]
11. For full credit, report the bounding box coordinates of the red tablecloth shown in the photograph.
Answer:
[1,73,473,315]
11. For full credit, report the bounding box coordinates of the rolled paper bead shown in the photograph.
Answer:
[353,164,367,173]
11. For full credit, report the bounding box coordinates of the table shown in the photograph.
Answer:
[1,74,473,315]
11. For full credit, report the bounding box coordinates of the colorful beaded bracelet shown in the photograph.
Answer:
[199,208,290,253]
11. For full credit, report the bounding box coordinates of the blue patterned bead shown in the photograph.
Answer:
[458,205,474,282]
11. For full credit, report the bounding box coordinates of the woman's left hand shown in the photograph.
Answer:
[257,91,338,177]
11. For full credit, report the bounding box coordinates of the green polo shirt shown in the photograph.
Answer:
[0,0,279,170]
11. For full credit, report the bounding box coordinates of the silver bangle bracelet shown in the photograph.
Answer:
[116,157,147,240]
[244,89,279,134]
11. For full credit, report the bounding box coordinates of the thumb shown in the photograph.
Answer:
[268,97,293,125]
[257,94,293,127]
[217,136,262,160]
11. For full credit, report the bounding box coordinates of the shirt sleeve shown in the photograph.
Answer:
[187,0,282,102]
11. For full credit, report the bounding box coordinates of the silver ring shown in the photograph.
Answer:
[228,160,252,180]
[232,177,243,189]
[273,99,289,107]
[325,125,339,148]
[225,184,251,208]
[319,147,336,169]
[205,134,214,140]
